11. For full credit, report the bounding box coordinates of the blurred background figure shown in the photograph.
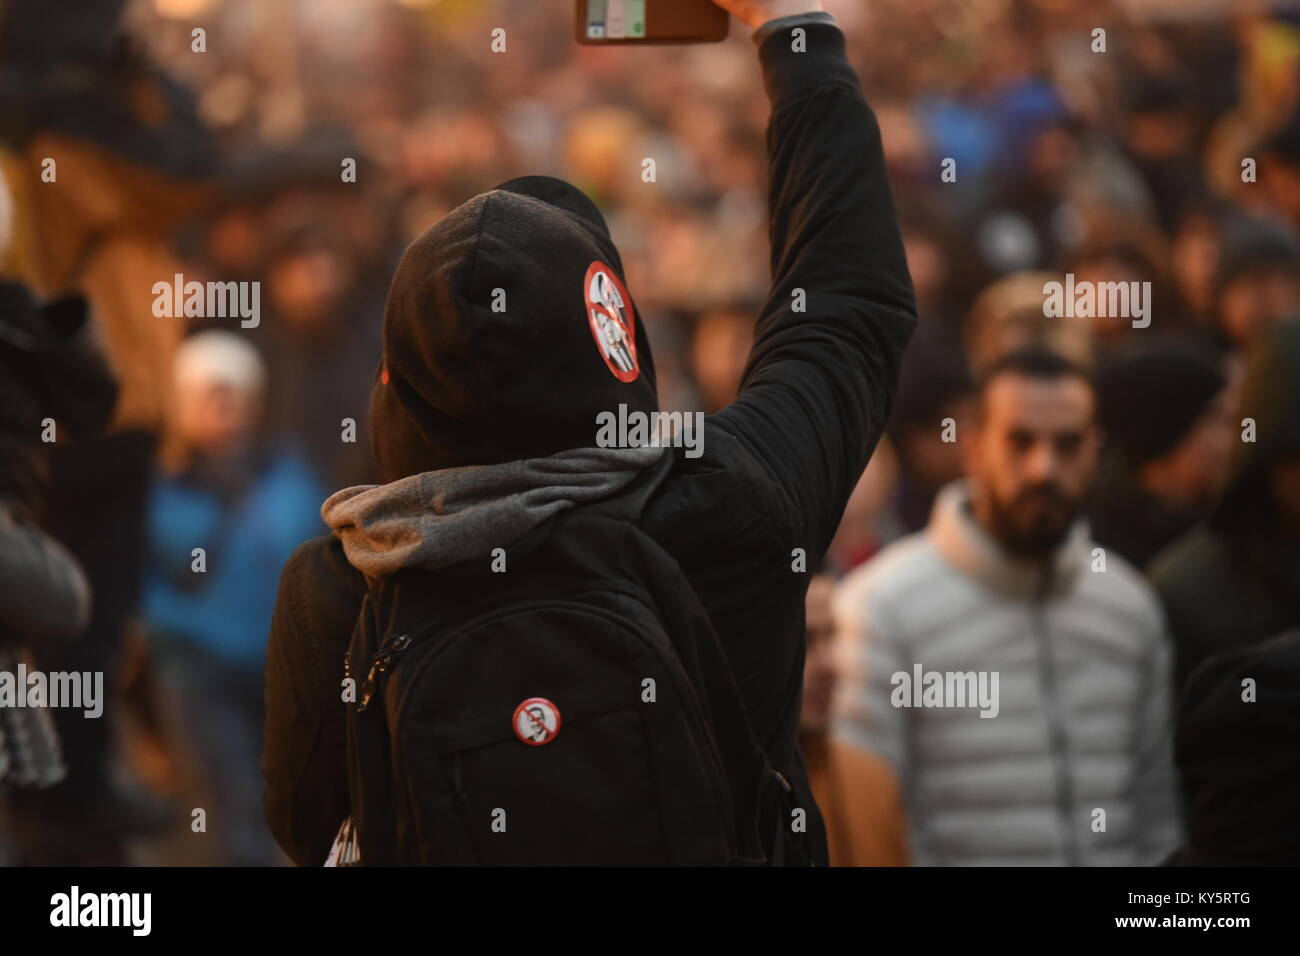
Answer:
[690,302,758,414]
[963,272,1094,375]
[1258,115,1300,229]
[824,440,901,574]
[258,224,383,491]
[1089,337,1235,569]
[884,337,974,536]
[1062,236,1169,354]
[1211,213,1300,353]
[140,331,322,866]
[0,280,118,864]
[1150,318,1300,695]
[800,574,908,866]
[834,350,1180,866]
[0,0,216,864]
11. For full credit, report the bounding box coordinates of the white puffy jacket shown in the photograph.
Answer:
[833,480,1181,866]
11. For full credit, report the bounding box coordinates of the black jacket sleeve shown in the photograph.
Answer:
[710,17,916,554]
[262,535,364,866]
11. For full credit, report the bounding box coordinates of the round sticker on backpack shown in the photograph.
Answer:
[513,697,562,746]
[584,261,639,383]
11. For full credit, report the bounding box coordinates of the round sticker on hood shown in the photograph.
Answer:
[584,261,639,383]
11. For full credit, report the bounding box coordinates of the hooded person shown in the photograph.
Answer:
[313,173,676,597]
[263,7,916,866]
[351,173,663,507]
[1151,318,1300,692]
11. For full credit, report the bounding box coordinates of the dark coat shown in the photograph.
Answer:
[1167,631,1300,866]
[1151,319,1300,691]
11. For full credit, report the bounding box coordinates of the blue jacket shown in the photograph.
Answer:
[144,451,325,670]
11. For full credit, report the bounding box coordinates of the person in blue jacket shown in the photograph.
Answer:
[144,330,324,865]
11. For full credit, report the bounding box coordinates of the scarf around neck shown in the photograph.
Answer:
[321,444,666,579]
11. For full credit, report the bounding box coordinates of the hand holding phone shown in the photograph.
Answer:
[576,0,825,45]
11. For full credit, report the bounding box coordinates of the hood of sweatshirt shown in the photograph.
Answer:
[370,175,659,482]
[321,444,665,580]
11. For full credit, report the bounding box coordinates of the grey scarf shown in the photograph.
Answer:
[322,445,666,579]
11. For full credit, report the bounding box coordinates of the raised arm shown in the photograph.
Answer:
[710,3,917,552]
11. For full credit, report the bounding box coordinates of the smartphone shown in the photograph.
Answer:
[576,0,730,45]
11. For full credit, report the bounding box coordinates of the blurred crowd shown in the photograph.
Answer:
[1,0,1298,865]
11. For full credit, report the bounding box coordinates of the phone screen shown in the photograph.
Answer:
[577,0,729,45]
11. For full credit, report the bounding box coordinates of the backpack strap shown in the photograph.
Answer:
[582,456,801,865]
[343,587,403,865]
[587,447,809,865]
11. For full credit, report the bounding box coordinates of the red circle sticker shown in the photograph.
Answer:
[584,261,639,383]
[512,697,562,746]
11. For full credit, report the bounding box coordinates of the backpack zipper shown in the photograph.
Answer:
[356,631,413,712]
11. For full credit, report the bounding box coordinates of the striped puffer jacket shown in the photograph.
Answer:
[833,480,1181,866]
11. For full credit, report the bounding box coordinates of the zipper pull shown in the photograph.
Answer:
[450,753,469,812]
[356,661,381,713]
[355,632,413,712]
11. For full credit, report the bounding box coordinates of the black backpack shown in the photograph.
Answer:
[341,453,808,865]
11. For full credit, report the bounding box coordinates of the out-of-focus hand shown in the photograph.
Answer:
[710,0,825,30]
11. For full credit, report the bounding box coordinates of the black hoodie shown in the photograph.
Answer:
[263,14,916,866]
[370,175,658,479]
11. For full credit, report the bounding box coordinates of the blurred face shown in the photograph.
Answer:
[691,309,751,412]
[1220,269,1300,347]
[268,247,355,332]
[902,230,947,310]
[800,575,838,735]
[1139,388,1235,508]
[1171,215,1219,319]
[1262,161,1300,227]
[206,208,262,276]
[1072,258,1148,344]
[964,373,1100,557]
[836,440,898,531]
[1124,110,1195,161]
[176,380,258,456]
[899,393,977,489]
[1028,124,1076,187]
